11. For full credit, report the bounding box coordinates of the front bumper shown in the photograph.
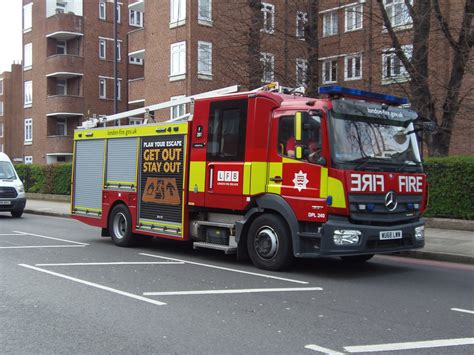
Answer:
[0,198,27,212]
[318,215,425,256]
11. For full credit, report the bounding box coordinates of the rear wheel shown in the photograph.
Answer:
[247,214,293,271]
[340,254,374,264]
[11,209,24,218]
[109,204,135,247]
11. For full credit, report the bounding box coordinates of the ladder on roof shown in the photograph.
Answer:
[78,84,241,129]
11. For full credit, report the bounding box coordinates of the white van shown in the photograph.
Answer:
[0,153,26,218]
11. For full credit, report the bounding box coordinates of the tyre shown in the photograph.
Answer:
[11,209,24,218]
[340,254,374,264]
[109,204,135,247]
[247,214,293,271]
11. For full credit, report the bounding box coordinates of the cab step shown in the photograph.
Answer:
[193,242,237,254]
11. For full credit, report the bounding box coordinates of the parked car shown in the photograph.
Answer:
[0,153,26,218]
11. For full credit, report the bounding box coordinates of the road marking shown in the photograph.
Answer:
[0,233,23,236]
[140,253,310,285]
[344,337,474,353]
[0,245,86,249]
[451,308,474,315]
[305,344,344,355]
[144,287,322,296]
[35,261,185,266]
[19,264,166,306]
[379,255,474,271]
[14,231,89,246]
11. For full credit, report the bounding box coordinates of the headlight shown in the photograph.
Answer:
[17,184,25,193]
[333,230,361,246]
[414,226,425,240]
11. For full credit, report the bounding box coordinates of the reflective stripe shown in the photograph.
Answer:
[249,162,267,195]
[188,161,206,193]
[267,163,282,194]
[320,167,329,197]
[328,177,346,208]
[243,162,252,195]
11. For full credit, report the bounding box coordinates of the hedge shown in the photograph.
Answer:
[13,157,474,219]
[15,163,72,195]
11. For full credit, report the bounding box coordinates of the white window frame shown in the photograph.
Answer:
[260,52,275,83]
[129,56,143,65]
[23,3,33,32]
[24,81,33,107]
[344,54,362,81]
[198,0,212,24]
[345,4,363,32]
[99,39,106,59]
[322,59,337,84]
[295,58,308,87]
[24,118,33,143]
[99,1,106,20]
[117,80,121,100]
[170,0,186,27]
[99,78,106,99]
[116,42,121,61]
[0,79,3,95]
[129,9,143,27]
[382,44,412,84]
[56,118,67,136]
[24,156,33,164]
[0,123,3,137]
[197,41,212,77]
[170,41,186,80]
[116,4,121,23]
[24,43,32,70]
[129,118,143,125]
[261,3,275,34]
[323,11,338,37]
[383,0,413,29]
[296,11,307,39]
[57,40,67,55]
[170,95,186,119]
[0,102,3,117]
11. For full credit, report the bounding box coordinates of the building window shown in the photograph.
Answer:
[344,54,362,81]
[261,3,275,34]
[322,59,337,84]
[296,58,308,87]
[0,79,3,95]
[99,39,106,59]
[99,78,106,99]
[116,4,121,23]
[383,0,413,28]
[296,12,307,39]
[24,156,33,164]
[345,4,363,32]
[24,118,33,143]
[56,79,67,95]
[129,10,143,27]
[382,45,412,83]
[170,95,186,119]
[170,0,186,26]
[57,40,67,55]
[0,102,3,116]
[24,43,32,69]
[323,11,338,37]
[170,41,186,79]
[56,119,67,136]
[198,41,212,76]
[0,123,3,137]
[129,56,143,65]
[23,3,32,31]
[99,1,106,20]
[129,118,143,125]
[116,42,121,61]
[116,80,121,100]
[198,0,212,23]
[260,52,275,83]
[24,81,33,106]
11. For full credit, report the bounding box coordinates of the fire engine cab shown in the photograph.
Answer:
[72,84,427,270]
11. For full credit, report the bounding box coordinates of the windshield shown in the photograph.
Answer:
[0,161,17,179]
[330,114,421,168]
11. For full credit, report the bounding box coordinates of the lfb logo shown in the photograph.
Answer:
[217,171,239,182]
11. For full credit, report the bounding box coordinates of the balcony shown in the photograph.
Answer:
[128,28,145,59]
[46,55,84,78]
[46,13,83,40]
[46,95,84,115]
[128,78,145,104]
[129,0,145,12]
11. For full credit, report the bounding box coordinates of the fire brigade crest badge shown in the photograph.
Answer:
[293,170,309,192]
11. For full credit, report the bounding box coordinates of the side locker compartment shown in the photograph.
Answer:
[72,139,106,217]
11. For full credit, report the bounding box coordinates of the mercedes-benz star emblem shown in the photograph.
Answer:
[385,191,398,211]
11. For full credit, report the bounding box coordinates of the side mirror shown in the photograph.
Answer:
[316,156,327,166]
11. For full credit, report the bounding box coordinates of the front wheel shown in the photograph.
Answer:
[340,254,374,264]
[11,209,24,218]
[109,204,135,247]
[247,214,293,271]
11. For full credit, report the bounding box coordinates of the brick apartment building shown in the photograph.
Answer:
[1,0,471,162]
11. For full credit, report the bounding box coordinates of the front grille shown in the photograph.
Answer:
[367,237,414,250]
[0,187,17,198]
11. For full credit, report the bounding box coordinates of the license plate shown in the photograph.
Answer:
[380,230,402,240]
[0,200,12,205]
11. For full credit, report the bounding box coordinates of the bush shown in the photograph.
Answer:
[15,163,72,195]
[423,156,474,220]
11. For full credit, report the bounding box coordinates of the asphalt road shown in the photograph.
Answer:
[1,213,473,354]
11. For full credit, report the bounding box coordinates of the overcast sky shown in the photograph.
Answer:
[0,0,22,73]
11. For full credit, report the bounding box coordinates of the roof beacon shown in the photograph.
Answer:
[319,85,409,106]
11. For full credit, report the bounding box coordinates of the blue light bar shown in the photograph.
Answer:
[319,86,409,105]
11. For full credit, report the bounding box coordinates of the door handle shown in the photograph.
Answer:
[270,176,283,183]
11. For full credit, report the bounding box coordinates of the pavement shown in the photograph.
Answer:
[22,198,474,265]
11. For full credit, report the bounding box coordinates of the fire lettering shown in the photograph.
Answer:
[351,174,385,192]
[399,176,423,193]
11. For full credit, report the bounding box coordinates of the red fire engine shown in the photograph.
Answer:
[72,84,427,270]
